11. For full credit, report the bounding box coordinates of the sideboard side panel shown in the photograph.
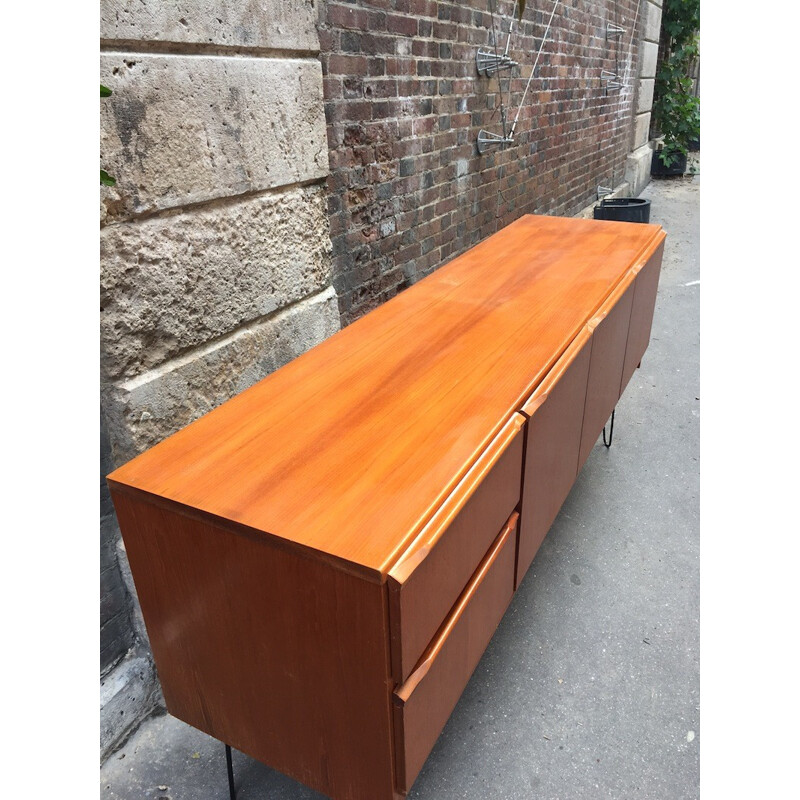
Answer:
[110,490,397,800]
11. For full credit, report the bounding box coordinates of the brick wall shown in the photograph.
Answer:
[319,0,644,325]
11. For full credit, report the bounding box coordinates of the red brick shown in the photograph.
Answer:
[363,78,398,98]
[412,115,437,135]
[386,14,418,36]
[328,53,367,76]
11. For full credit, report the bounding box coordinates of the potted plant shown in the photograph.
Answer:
[650,0,700,177]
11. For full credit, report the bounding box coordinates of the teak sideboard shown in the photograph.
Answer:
[107,214,666,800]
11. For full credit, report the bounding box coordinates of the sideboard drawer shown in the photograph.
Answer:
[387,414,524,684]
[392,512,518,793]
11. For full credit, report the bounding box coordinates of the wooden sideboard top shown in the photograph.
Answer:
[108,214,665,580]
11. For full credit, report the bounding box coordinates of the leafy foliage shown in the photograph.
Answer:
[651,0,700,166]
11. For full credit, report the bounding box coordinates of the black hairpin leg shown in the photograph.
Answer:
[602,408,615,448]
[225,744,236,800]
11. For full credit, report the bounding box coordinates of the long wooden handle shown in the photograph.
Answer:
[394,511,519,704]
[521,327,593,417]
[588,267,638,332]
[387,415,525,583]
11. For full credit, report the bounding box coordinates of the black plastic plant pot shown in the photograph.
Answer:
[593,197,651,224]
[651,149,688,177]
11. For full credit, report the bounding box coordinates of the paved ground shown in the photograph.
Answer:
[100,173,700,800]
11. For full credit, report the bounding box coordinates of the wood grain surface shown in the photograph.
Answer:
[112,490,398,800]
[108,215,665,578]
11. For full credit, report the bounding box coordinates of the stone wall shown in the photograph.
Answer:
[99,0,338,759]
[318,0,652,326]
[625,0,662,194]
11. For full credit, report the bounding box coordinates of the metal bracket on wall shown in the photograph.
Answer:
[604,80,626,93]
[600,69,620,82]
[597,184,613,199]
[477,129,515,154]
[606,23,625,39]
[476,49,519,75]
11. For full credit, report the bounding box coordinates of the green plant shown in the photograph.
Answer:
[651,0,700,168]
[100,84,116,187]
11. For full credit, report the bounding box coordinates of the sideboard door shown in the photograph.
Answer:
[517,328,592,586]
[578,272,637,471]
[621,241,665,394]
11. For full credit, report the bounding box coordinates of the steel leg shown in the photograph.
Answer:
[602,408,615,448]
[225,744,236,800]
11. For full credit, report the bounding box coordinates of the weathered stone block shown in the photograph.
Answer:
[100,650,163,761]
[100,0,320,53]
[100,577,130,636]
[101,184,331,381]
[99,612,134,673]
[103,287,340,465]
[640,41,659,79]
[633,112,652,149]
[115,536,151,650]
[625,143,653,197]
[101,415,134,672]
[644,1,662,42]
[636,78,655,115]
[100,55,328,222]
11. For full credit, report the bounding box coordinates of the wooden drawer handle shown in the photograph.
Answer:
[395,511,519,704]
[388,415,525,583]
[522,327,592,417]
